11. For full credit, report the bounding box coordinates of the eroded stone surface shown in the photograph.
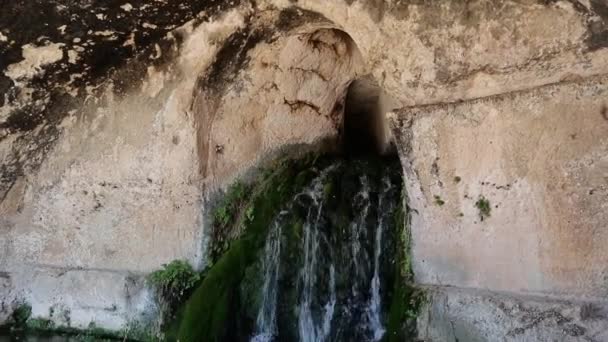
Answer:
[283,0,608,105]
[394,75,608,298]
[1,0,608,336]
[418,286,608,342]
[195,22,364,188]
[0,4,253,328]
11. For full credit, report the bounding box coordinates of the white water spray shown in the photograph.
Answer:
[251,214,285,342]
[365,175,394,341]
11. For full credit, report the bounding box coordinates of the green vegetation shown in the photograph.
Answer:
[245,205,255,222]
[475,196,491,220]
[4,155,423,342]
[148,260,200,306]
[434,195,445,206]
[387,187,426,341]
[174,156,321,342]
[0,312,143,342]
[164,154,423,341]
[213,181,250,229]
[454,176,461,183]
[12,303,32,326]
[210,181,253,260]
[2,298,155,340]
[27,318,55,330]
[147,259,201,337]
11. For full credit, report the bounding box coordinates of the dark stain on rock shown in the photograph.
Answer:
[554,0,608,51]
[200,6,332,95]
[601,104,608,120]
[1,102,46,133]
[365,0,387,22]
[276,7,331,32]
[580,303,606,320]
[506,307,575,337]
[587,0,608,50]
[564,324,586,337]
[345,0,411,22]
[283,98,321,114]
[199,23,271,94]
[431,158,440,177]
[0,76,12,108]
[0,0,246,205]
[1,0,246,122]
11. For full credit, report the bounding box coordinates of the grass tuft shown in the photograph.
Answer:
[148,260,200,307]
[434,195,445,206]
[475,196,491,220]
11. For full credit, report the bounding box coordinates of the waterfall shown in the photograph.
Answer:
[297,167,336,342]
[350,176,371,298]
[251,214,285,342]
[247,159,401,342]
[365,175,394,341]
[252,166,337,342]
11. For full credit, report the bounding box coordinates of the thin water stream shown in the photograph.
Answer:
[249,158,401,342]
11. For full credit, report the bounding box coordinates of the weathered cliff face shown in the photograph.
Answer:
[1,0,608,339]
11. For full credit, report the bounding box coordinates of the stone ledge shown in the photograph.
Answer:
[418,285,608,342]
[0,266,153,330]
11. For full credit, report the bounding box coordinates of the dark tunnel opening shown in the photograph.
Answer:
[342,77,398,156]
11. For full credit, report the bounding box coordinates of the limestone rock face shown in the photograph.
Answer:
[1,0,608,338]
[397,75,608,297]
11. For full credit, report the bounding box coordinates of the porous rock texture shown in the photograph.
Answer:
[1,0,608,339]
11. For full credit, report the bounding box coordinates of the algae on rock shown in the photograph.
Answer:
[175,157,320,342]
[169,154,422,342]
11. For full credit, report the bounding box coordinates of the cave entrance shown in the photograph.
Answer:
[343,77,399,156]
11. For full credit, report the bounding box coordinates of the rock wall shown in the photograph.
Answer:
[1,0,608,338]
[0,0,365,330]
[418,286,608,341]
[1,4,253,328]
[396,75,608,298]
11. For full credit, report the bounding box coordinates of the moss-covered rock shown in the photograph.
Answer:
[169,154,422,342]
[386,185,426,342]
[174,156,324,342]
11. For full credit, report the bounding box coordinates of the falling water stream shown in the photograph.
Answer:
[249,159,401,342]
[251,215,286,342]
[0,155,405,342]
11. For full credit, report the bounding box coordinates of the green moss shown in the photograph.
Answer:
[12,303,32,326]
[475,196,491,220]
[175,157,314,342]
[240,259,264,320]
[27,318,55,330]
[245,205,255,222]
[386,187,426,341]
[323,181,334,199]
[148,260,200,307]
[294,169,316,189]
[0,320,143,342]
[0,300,156,342]
[210,181,253,260]
[434,195,445,206]
[292,219,304,241]
[170,154,412,341]
[176,236,248,341]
